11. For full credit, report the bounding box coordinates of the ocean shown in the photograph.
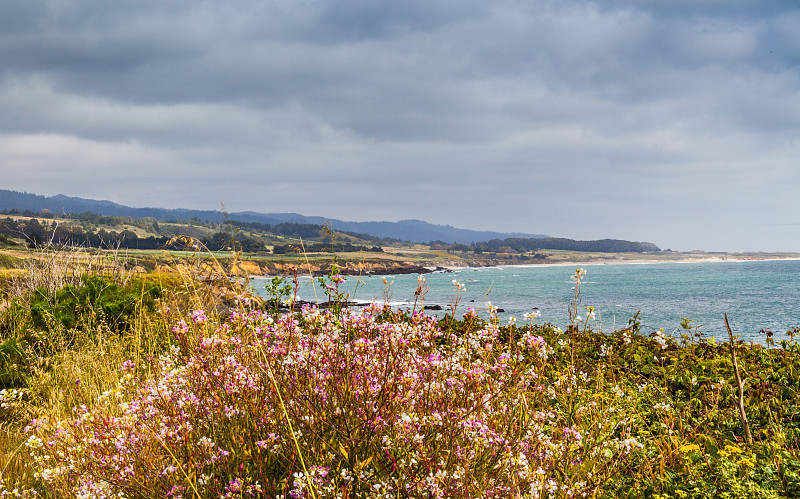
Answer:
[252,259,800,344]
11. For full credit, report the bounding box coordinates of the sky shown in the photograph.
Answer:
[1,0,799,252]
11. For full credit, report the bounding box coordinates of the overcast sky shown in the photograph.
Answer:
[1,1,799,251]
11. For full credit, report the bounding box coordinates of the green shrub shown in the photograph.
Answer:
[0,275,164,389]
[28,275,163,334]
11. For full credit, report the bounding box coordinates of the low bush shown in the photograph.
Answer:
[26,274,163,334]
[19,303,646,498]
[0,275,165,394]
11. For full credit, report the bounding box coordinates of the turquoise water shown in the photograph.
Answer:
[252,260,800,344]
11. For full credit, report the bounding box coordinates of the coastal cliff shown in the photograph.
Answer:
[154,258,432,278]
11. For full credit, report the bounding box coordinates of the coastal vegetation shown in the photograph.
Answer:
[0,241,799,498]
[475,237,660,254]
[0,208,653,257]
[0,210,384,254]
[2,208,796,278]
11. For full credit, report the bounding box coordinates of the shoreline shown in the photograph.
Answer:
[246,254,800,279]
[430,254,800,273]
[496,255,800,269]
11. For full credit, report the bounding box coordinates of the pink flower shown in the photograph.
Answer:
[191,310,208,324]
[563,427,583,442]
[172,319,189,334]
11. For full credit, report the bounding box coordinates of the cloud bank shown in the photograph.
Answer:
[1,0,799,250]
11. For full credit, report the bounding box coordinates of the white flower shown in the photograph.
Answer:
[571,268,586,282]
[162,465,178,475]
[653,329,668,349]
[197,436,214,448]
[524,310,541,321]
[620,437,644,452]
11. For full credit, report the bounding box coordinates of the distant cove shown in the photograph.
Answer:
[254,259,800,344]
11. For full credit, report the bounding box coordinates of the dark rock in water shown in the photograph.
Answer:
[316,301,360,309]
[391,265,431,275]
[469,299,475,302]
[274,299,360,312]
[496,308,505,313]
[424,304,443,310]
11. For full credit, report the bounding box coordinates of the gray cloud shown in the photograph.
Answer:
[0,0,799,251]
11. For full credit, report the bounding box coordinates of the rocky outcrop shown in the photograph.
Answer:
[261,259,430,277]
[149,257,432,278]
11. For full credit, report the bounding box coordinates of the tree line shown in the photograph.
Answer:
[0,215,384,255]
[428,237,661,254]
[272,242,383,254]
[476,237,660,253]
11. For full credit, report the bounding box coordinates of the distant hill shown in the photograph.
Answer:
[234,212,549,245]
[0,190,547,245]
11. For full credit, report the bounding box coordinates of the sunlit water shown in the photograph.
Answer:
[253,260,800,344]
